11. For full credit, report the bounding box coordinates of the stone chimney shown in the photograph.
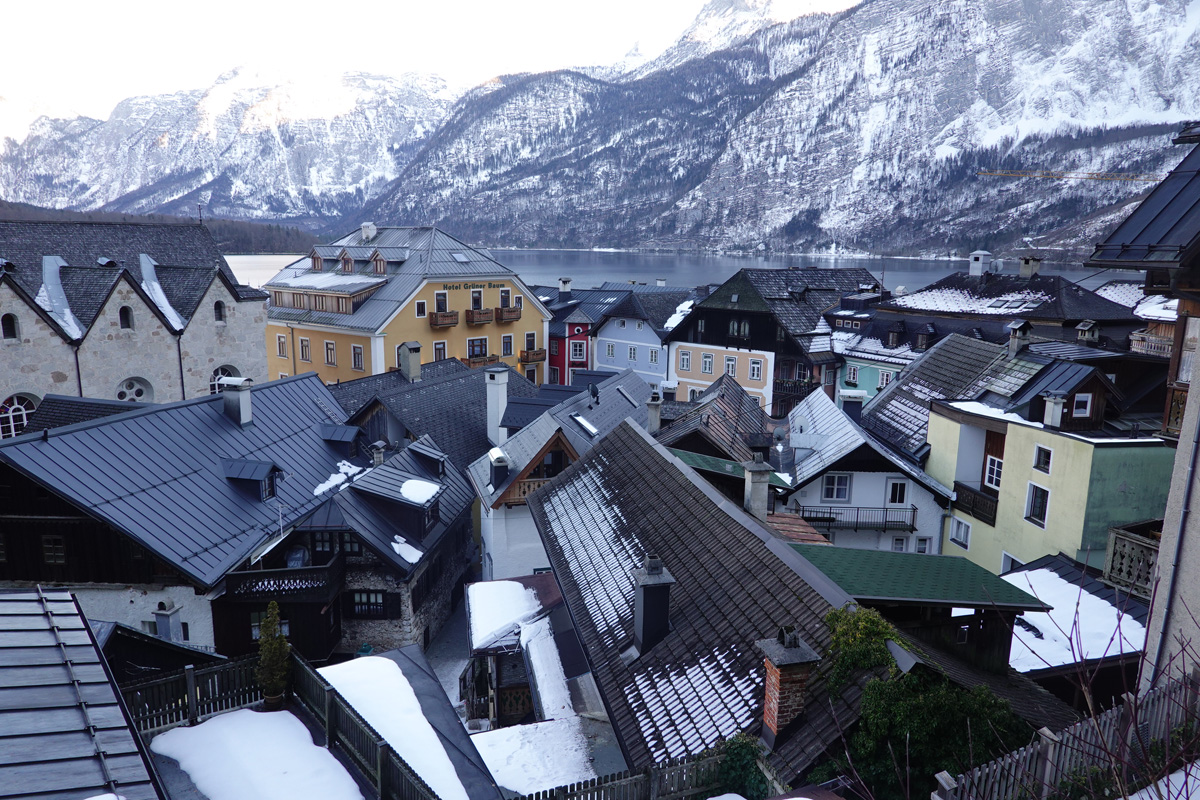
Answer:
[488,446,509,488]
[633,555,676,655]
[1007,320,1030,359]
[558,277,573,297]
[1042,392,1066,429]
[743,452,773,522]
[1076,320,1099,346]
[756,625,820,751]
[485,367,509,446]
[361,221,377,242]
[646,391,662,434]
[1019,255,1042,278]
[370,440,388,467]
[399,341,422,381]
[153,600,184,642]
[656,278,667,287]
[222,378,253,427]
[969,250,992,277]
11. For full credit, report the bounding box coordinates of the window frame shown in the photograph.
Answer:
[501,334,514,357]
[467,337,488,358]
[877,371,893,389]
[1025,482,1050,528]
[1072,393,1093,418]
[846,365,859,385]
[680,351,691,372]
[550,339,559,356]
[822,473,851,503]
[298,338,311,363]
[892,537,907,553]
[629,345,638,362]
[606,342,615,358]
[471,289,483,310]
[250,610,290,640]
[950,517,971,549]
[435,291,448,313]
[701,353,714,374]
[984,456,1003,490]
[351,591,387,619]
[314,294,327,312]
[42,534,66,565]
[276,334,288,359]
[351,344,365,372]
[570,339,586,362]
[724,356,737,377]
[525,332,536,351]
[500,289,511,308]
[915,537,930,554]
[324,340,337,366]
[649,348,659,365]
[213,302,226,323]
[415,300,427,318]
[1033,445,1052,473]
[433,341,447,362]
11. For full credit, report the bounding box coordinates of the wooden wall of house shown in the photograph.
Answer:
[212,596,341,661]
[679,308,805,356]
[881,604,1016,674]
[981,430,1006,491]
[102,630,224,684]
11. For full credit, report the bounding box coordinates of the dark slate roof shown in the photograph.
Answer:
[790,546,1046,611]
[0,589,164,800]
[656,375,771,465]
[596,281,695,293]
[1006,553,1150,627]
[1009,362,1119,408]
[325,357,471,417]
[21,395,139,432]
[501,396,561,429]
[600,290,694,336]
[878,273,1138,323]
[1086,144,1200,271]
[527,422,858,774]
[0,374,368,588]
[1025,341,1128,361]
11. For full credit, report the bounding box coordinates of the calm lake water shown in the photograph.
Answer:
[226,250,1128,293]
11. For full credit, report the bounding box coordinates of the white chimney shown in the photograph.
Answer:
[969,250,992,277]
[1019,255,1042,277]
[1043,392,1066,429]
[399,341,422,381]
[743,452,773,522]
[633,555,675,654]
[1007,320,1030,359]
[361,222,377,242]
[558,277,573,296]
[646,392,662,434]
[223,377,254,427]
[656,278,667,287]
[488,446,509,487]
[485,367,509,446]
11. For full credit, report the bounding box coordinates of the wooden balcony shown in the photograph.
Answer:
[466,308,494,325]
[519,348,546,363]
[495,306,522,323]
[795,505,917,532]
[225,551,344,604]
[953,481,998,527]
[1130,330,1173,358]
[506,478,550,503]
[428,310,459,328]
[1103,520,1161,600]
[465,353,500,367]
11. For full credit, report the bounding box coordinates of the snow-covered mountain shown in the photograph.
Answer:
[2,0,1199,252]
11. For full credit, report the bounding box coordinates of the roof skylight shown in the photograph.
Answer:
[451,253,470,263]
[570,413,600,437]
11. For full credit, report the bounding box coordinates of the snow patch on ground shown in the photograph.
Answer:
[149,709,363,800]
[313,461,362,495]
[472,717,596,795]
[467,580,542,650]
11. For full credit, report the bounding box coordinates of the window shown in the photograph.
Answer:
[1026,484,1049,527]
[649,349,659,365]
[606,342,615,358]
[724,356,737,377]
[892,537,907,553]
[342,256,353,273]
[526,332,536,351]
[251,610,290,640]
[636,321,644,331]
[776,325,785,341]
[471,289,483,310]
[116,378,153,402]
[1179,317,1200,384]
[351,591,386,618]
[915,537,930,554]
[341,532,361,554]
[351,344,364,371]
[697,319,705,334]
[299,338,311,362]
[314,531,332,553]
[749,359,762,381]
[1,313,18,340]
[119,306,134,329]
[550,339,559,355]
[209,365,239,394]
[1073,393,1093,418]
[877,371,893,389]
[549,366,560,384]
[1033,446,1052,473]
[846,365,858,385]
[42,534,65,565]
[276,334,288,358]
[500,289,511,308]
[336,296,349,314]
[888,480,907,505]
[852,320,861,329]
[374,257,385,275]
[324,341,336,366]
[1002,553,1025,573]
[433,341,446,361]
[950,518,971,549]
[0,395,36,439]
[570,340,585,361]
[514,295,523,308]
[680,351,691,371]
[312,254,322,271]
[502,334,513,356]
[213,301,226,323]
[824,368,835,386]
[314,294,326,312]
[292,292,305,309]
[629,346,638,362]
[822,473,851,502]
[525,366,536,382]
[619,319,626,329]
[468,337,488,358]
[701,353,714,374]
[415,300,427,318]
[279,373,288,380]
[435,292,448,313]
[984,456,1003,490]
[261,471,277,501]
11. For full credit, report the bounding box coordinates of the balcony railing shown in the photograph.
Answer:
[1103,521,1161,599]
[495,306,522,323]
[225,550,345,604]
[1130,330,1173,358]
[795,504,918,532]
[465,353,500,367]
[428,310,459,328]
[520,348,546,363]
[953,481,998,527]
[508,478,550,502]
[1167,387,1188,437]
[466,308,494,325]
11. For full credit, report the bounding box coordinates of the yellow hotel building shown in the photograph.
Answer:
[264,225,551,385]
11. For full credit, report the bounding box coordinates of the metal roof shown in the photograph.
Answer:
[667,448,791,488]
[0,589,164,800]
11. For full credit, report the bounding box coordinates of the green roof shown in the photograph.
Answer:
[790,544,1047,611]
[669,448,791,488]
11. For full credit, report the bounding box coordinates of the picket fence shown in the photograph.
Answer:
[933,671,1200,800]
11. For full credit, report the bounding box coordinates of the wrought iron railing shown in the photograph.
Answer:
[225,551,345,604]
[795,504,918,531]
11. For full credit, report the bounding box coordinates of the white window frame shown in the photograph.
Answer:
[886,478,908,506]
[619,319,626,328]
[434,291,448,313]
[500,288,511,307]
[636,321,643,330]
[276,334,288,358]
[1002,552,1025,573]
[415,300,427,318]
[549,366,560,384]
[701,353,713,374]
[1073,393,1093,418]
[433,341,446,361]
[822,473,851,503]
[877,370,893,389]
[502,334,514,357]
[570,340,586,361]
[606,343,615,358]
[892,537,907,553]
[749,359,762,381]
[724,356,737,377]
[351,344,365,371]
[915,537,931,554]
[629,345,638,362]
[846,365,859,385]
[1025,482,1050,528]
[649,349,659,365]
[950,517,971,549]
[1033,445,1052,474]
[680,351,691,371]
[984,456,1003,490]
[299,337,311,363]
[279,373,289,380]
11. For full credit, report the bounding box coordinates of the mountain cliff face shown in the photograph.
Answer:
[2,0,1198,252]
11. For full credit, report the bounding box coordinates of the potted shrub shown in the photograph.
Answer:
[255,601,290,711]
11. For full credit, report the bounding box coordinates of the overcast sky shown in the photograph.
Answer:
[1,0,710,122]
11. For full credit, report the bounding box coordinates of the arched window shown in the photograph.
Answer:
[214,301,226,323]
[119,306,134,330]
[116,377,153,403]
[1,313,18,340]
[0,394,37,438]
[210,365,240,395]
[740,320,750,337]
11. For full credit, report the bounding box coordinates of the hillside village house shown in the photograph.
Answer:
[592,282,695,392]
[0,220,268,437]
[265,225,551,384]
[529,279,631,386]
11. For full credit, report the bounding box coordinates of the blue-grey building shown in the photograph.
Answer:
[592,288,694,392]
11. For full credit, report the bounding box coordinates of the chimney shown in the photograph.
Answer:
[969,250,992,277]
[756,625,821,751]
[632,555,676,654]
[656,278,667,287]
[1042,392,1066,429]
[558,277,573,297]
[485,366,509,446]
[153,600,183,643]
[1007,320,1030,359]
[399,341,422,381]
[743,452,773,522]
[1076,320,1099,346]
[361,222,377,242]
[222,377,254,427]
[646,391,662,434]
[488,446,509,487]
[370,440,388,467]
[1019,255,1042,277]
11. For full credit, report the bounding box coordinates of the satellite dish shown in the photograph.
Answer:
[588,383,600,402]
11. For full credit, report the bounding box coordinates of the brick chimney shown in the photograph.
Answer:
[398,341,422,381]
[646,391,662,434]
[485,366,509,446]
[222,378,254,427]
[633,555,675,655]
[756,625,820,751]
[742,452,773,522]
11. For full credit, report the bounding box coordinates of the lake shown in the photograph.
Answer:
[225,250,1130,293]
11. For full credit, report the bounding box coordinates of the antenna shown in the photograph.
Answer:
[198,204,203,223]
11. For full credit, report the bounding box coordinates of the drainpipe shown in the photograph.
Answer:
[1151,405,1200,685]
[176,335,187,400]
[289,324,298,377]
[73,345,83,397]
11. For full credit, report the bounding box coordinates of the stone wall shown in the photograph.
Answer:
[179,282,268,397]
[78,280,182,402]
[0,282,79,401]
[70,583,215,649]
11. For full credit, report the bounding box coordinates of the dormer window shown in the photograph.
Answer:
[916,333,929,350]
[888,331,900,348]
[262,471,278,501]
[341,256,353,273]
[374,257,385,275]
[312,254,322,271]
[1073,393,1093,418]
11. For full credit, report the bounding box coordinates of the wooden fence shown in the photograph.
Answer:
[513,753,724,800]
[933,671,1200,800]
[121,656,259,732]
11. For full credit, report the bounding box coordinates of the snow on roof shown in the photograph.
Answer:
[472,717,596,795]
[266,271,386,291]
[313,461,363,495]
[319,657,470,800]
[889,287,1049,315]
[150,709,363,800]
[662,299,693,331]
[832,331,917,365]
[1135,295,1178,322]
[400,478,440,504]
[1002,568,1146,672]
[1094,281,1145,308]
[391,535,423,563]
[467,580,542,650]
[949,401,1042,428]
[521,617,572,718]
